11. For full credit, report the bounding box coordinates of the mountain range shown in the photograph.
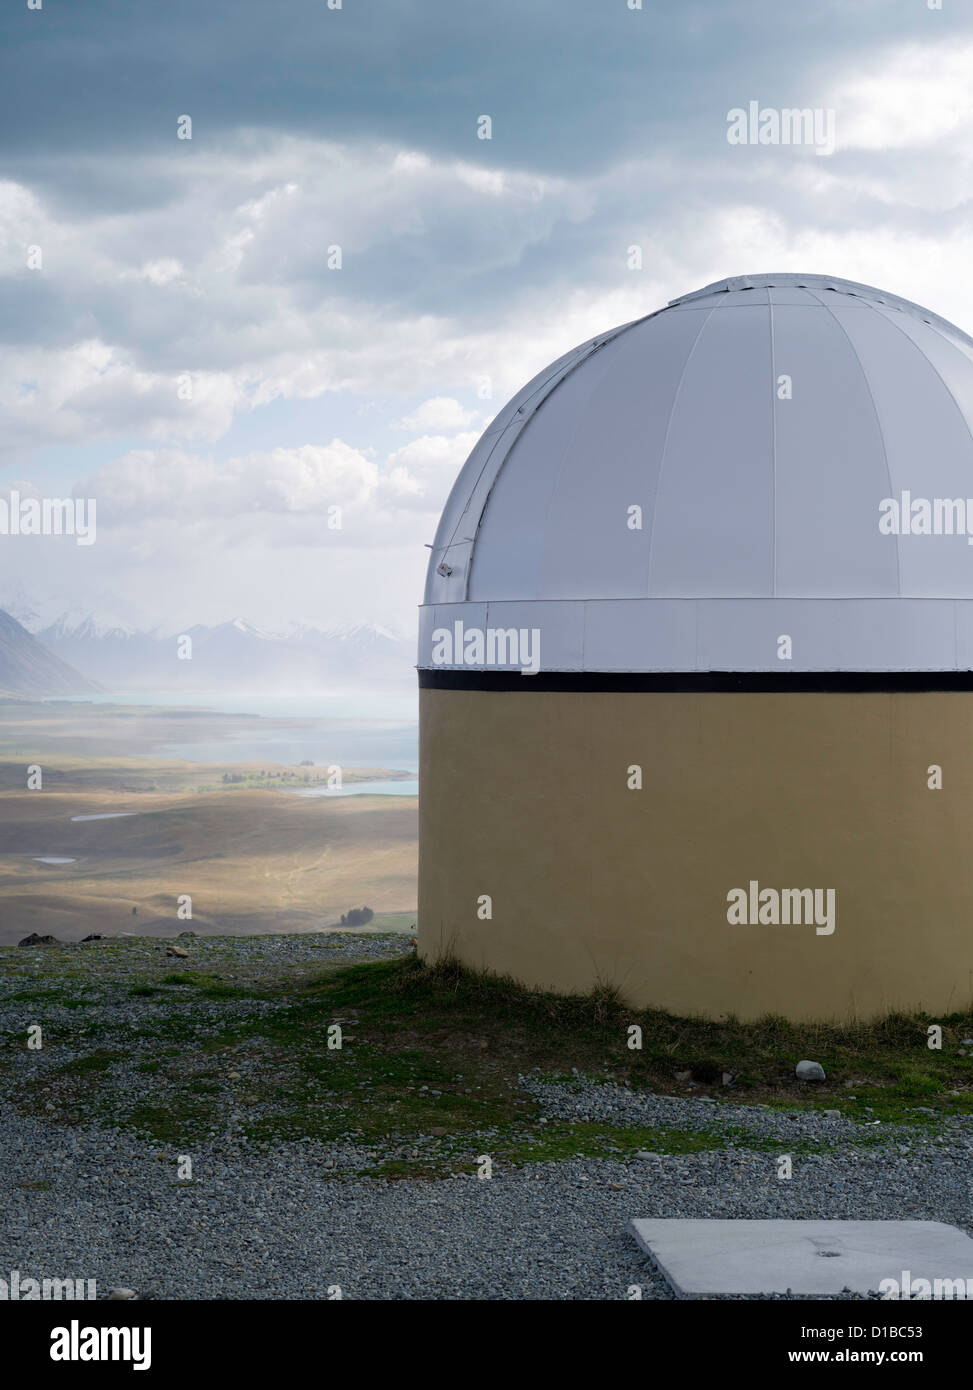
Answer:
[0,609,101,697]
[0,603,414,696]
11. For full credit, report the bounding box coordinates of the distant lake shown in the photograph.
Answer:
[163,722,419,771]
[47,688,418,720]
[46,690,419,774]
[295,778,418,798]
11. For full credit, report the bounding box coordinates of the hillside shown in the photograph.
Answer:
[0,608,100,697]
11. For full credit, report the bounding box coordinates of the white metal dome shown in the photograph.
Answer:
[420,273,973,673]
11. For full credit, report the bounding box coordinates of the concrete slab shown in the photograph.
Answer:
[628,1219,973,1297]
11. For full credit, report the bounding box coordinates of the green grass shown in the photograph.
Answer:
[2,949,970,1172]
[126,1102,213,1144]
[1,988,93,1009]
[57,1051,119,1075]
[294,955,973,1121]
[117,955,972,1160]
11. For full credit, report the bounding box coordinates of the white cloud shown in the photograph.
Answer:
[87,441,379,520]
[120,259,186,286]
[0,341,240,458]
[831,39,973,153]
[0,132,603,463]
[384,432,478,509]
[9,65,973,631]
[80,430,472,538]
[395,397,480,432]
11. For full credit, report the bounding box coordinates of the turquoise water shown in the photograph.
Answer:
[47,689,418,720]
[162,725,418,772]
[294,778,418,798]
[45,691,420,779]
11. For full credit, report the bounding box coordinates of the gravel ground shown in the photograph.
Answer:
[519,1070,972,1150]
[2,933,971,1300]
[5,929,413,987]
[3,1106,972,1300]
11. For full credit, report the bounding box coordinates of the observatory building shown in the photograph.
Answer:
[417,273,973,1020]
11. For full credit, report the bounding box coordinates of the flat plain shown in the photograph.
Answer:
[0,699,417,945]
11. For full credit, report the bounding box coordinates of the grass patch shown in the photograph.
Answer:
[297,955,973,1118]
[57,1051,119,1075]
[1,988,92,1009]
[3,948,970,1171]
[126,1102,213,1143]
[157,970,272,1000]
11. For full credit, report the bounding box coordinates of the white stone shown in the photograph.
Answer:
[796,1059,826,1081]
[628,1219,973,1297]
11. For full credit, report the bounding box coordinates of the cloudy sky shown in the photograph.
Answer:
[1,0,971,637]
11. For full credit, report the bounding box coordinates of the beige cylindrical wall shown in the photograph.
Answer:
[418,686,973,1021]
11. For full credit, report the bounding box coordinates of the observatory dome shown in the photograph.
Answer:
[421,274,973,674]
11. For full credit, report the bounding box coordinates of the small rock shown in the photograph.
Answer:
[635,1150,661,1160]
[107,1288,137,1301]
[796,1060,826,1082]
[178,930,196,939]
[227,1072,242,1080]
[961,1038,973,1047]
[166,945,189,958]
[674,1069,692,1082]
[721,1071,735,1086]
[429,1127,447,1137]
[823,1109,841,1119]
[80,934,103,942]
[17,933,59,947]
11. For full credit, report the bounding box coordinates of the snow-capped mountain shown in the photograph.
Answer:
[0,587,139,638]
[40,611,140,641]
[31,610,414,693]
[0,609,101,697]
